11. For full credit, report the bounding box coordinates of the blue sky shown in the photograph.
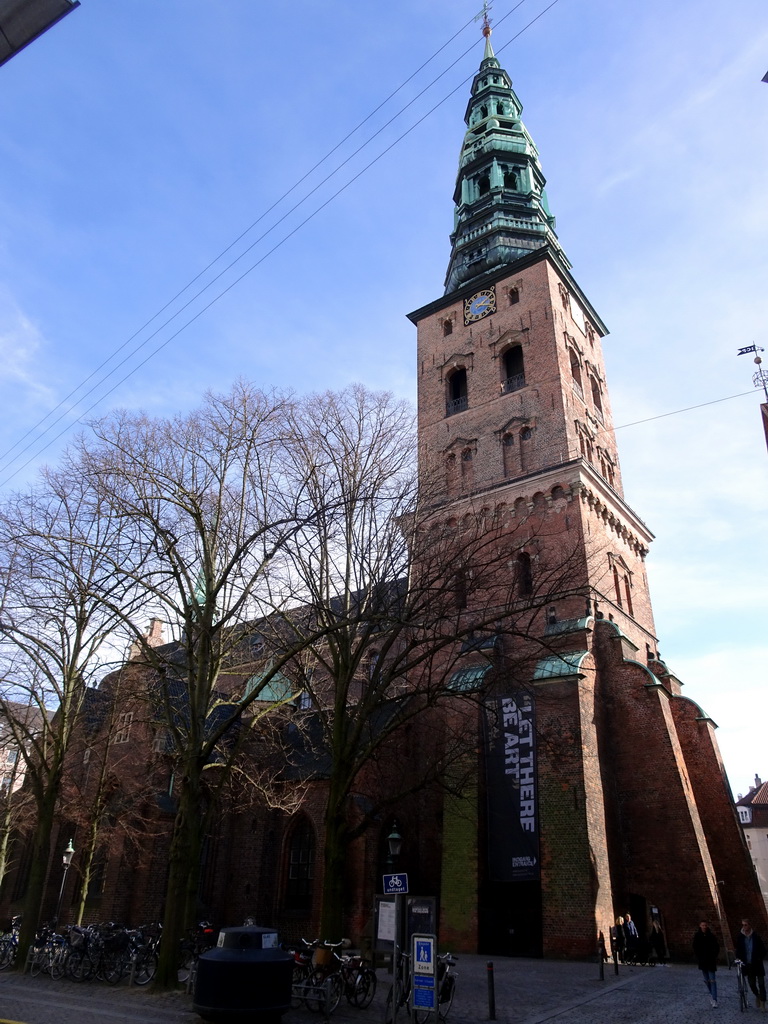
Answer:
[0,0,766,797]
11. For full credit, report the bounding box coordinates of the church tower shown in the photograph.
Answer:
[408,19,764,959]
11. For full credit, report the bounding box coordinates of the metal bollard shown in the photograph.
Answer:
[487,960,496,1020]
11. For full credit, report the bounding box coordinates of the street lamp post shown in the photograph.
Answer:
[388,823,404,1023]
[54,839,75,926]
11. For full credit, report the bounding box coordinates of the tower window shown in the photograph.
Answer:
[285,818,315,913]
[443,319,453,337]
[501,345,525,394]
[508,287,519,305]
[521,427,533,441]
[496,102,504,115]
[446,368,468,416]
[569,349,583,398]
[591,378,603,419]
[478,174,490,196]
[517,552,533,597]
[502,166,518,190]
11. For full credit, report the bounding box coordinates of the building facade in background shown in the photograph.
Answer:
[737,777,768,916]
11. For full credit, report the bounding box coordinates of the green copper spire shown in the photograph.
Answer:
[444,18,569,294]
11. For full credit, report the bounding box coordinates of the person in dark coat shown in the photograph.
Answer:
[735,918,766,1010]
[610,916,626,962]
[692,920,720,1008]
[623,913,641,964]
[649,920,667,965]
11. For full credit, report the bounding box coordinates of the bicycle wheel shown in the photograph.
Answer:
[68,951,94,982]
[291,963,311,1008]
[29,950,43,978]
[50,948,67,980]
[739,969,749,1012]
[306,969,343,1014]
[0,940,16,970]
[102,953,125,985]
[352,967,377,1009]
[384,985,395,1024]
[133,948,158,985]
[438,973,456,1020]
[177,951,195,985]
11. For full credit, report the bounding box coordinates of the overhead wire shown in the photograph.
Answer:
[0,5,491,470]
[0,0,560,487]
[0,1,538,483]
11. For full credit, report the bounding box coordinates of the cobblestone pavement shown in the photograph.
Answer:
[0,957,760,1024]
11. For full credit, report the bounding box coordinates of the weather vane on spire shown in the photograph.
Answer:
[476,1,493,38]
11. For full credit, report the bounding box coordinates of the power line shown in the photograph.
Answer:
[0,1,558,487]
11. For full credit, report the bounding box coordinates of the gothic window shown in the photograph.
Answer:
[591,378,603,418]
[480,104,488,118]
[508,287,520,305]
[501,345,525,393]
[569,349,583,397]
[284,817,315,913]
[558,283,570,311]
[502,433,515,477]
[443,318,453,337]
[114,712,133,744]
[478,173,490,196]
[496,101,504,115]
[624,576,634,616]
[446,452,458,495]
[461,448,474,489]
[613,565,622,608]
[454,568,468,610]
[446,368,468,416]
[517,552,533,597]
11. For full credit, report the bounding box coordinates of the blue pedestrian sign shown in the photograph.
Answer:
[382,872,409,895]
[412,934,436,1012]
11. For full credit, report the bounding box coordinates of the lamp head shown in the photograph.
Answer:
[62,839,75,868]
[387,823,403,859]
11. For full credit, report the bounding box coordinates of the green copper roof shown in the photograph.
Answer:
[444,26,569,294]
[533,651,590,680]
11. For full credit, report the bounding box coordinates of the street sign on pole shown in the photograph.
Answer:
[411,933,437,1013]
[383,872,409,895]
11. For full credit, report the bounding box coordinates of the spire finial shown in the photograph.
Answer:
[480,1,492,38]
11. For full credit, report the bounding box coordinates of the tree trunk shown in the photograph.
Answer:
[16,787,58,969]
[154,768,204,990]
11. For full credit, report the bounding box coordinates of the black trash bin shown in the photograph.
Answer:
[193,926,293,1022]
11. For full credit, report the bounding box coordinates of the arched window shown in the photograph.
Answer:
[501,345,525,393]
[570,350,583,397]
[477,173,490,196]
[508,287,520,306]
[285,818,315,913]
[517,552,533,596]
[446,368,468,416]
[502,166,518,190]
[591,378,603,418]
[502,433,515,477]
[443,319,453,337]
[461,447,474,489]
[480,104,488,119]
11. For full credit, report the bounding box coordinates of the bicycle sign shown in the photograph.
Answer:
[383,873,409,894]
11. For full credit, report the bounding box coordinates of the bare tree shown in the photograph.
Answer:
[0,467,140,960]
[75,382,335,987]
[276,385,588,939]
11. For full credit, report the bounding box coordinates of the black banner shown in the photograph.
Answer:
[484,693,539,881]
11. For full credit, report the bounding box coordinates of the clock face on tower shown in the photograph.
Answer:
[464,286,496,325]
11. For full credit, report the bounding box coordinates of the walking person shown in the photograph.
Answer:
[611,916,626,963]
[735,918,766,1010]
[624,913,641,964]
[649,920,667,966]
[693,920,720,1008]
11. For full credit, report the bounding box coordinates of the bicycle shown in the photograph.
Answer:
[733,958,750,1012]
[0,916,21,971]
[385,948,457,1023]
[432,952,458,1021]
[304,939,350,1014]
[340,951,377,1009]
